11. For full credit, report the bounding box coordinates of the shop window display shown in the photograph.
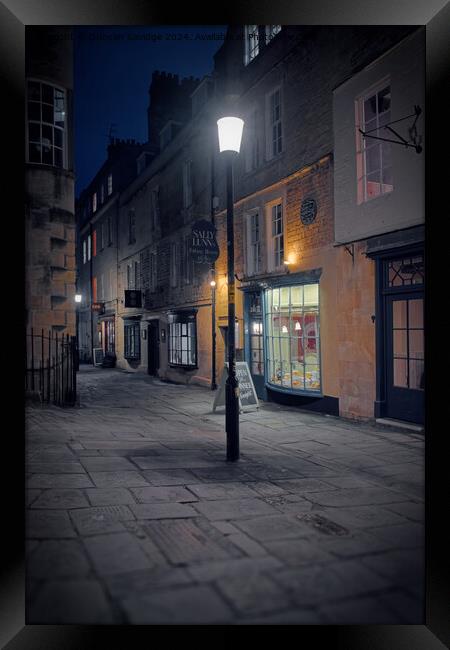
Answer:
[265,284,320,391]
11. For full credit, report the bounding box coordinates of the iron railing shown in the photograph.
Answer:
[25,329,77,406]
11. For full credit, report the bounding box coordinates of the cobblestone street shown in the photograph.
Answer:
[25,366,425,625]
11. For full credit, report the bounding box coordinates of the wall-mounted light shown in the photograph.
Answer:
[283,260,291,274]
[75,294,82,303]
[210,280,216,288]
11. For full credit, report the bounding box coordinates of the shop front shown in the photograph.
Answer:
[242,270,335,412]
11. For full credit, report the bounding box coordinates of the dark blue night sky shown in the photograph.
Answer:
[74,26,226,197]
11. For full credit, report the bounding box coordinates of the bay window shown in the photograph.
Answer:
[265,284,321,392]
[27,80,66,168]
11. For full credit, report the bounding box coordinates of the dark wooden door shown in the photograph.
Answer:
[147,321,159,376]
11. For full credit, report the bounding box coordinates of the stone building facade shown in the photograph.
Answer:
[25,27,76,336]
[75,25,424,425]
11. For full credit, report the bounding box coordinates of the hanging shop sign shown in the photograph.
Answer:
[212,361,259,413]
[124,290,142,308]
[300,198,317,225]
[91,302,105,313]
[190,219,219,264]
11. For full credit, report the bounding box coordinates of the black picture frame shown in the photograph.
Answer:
[6,0,449,646]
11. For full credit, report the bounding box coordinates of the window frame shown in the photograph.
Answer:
[26,78,67,169]
[124,321,141,360]
[355,77,393,204]
[244,25,260,65]
[107,173,113,196]
[264,283,322,395]
[245,209,262,276]
[168,312,198,369]
[265,198,285,272]
[265,25,281,44]
[266,86,283,160]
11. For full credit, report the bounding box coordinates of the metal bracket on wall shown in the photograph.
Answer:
[359,105,422,154]
[344,244,355,263]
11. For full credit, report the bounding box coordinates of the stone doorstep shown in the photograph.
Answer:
[375,419,424,434]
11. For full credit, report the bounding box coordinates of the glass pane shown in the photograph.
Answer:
[41,83,54,105]
[54,96,65,128]
[291,363,305,390]
[28,122,40,143]
[304,284,319,306]
[42,103,53,124]
[54,148,63,168]
[280,286,290,307]
[393,330,407,358]
[394,357,408,387]
[366,172,381,198]
[28,101,40,121]
[409,359,424,390]
[409,299,423,329]
[291,313,303,336]
[291,285,303,307]
[29,143,41,163]
[304,312,318,337]
[42,145,53,165]
[378,87,391,113]
[409,329,424,359]
[393,300,407,329]
[272,288,279,309]
[54,127,63,148]
[305,365,320,390]
[382,166,393,189]
[366,145,380,173]
[42,124,53,147]
[364,96,377,122]
[28,81,40,100]
[272,313,280,336]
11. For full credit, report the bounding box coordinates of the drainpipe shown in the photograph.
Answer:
[89,221,94,365]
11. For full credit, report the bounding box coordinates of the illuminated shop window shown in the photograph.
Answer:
[265,284,321,392]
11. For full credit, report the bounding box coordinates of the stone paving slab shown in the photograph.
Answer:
[120,584,234,624]
[140,468,201,485]
[130,485,198,503]
[271,560,391,606]
[27,540,92,579]
[85,487,137,506]
[79,457,139,472]
[27,579,115,624]
[26,461,86,474]
[70,505,135,535]
[82,531,155,575]
[193,497,280,521]
[185,481,260,500]
[27,510,77,539]
[88,470,150,488]
[129,502,198,520]
[27,474,94,489]
[30,489,90,510]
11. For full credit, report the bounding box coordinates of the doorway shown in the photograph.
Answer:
[147,320,159,376]
[378,250,424,425]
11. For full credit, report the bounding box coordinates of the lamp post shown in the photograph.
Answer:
[210,274,217,391]
[217,116,244,462]
[74,293,82,371]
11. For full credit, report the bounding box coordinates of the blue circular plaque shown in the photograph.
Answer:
[300,198,317,225]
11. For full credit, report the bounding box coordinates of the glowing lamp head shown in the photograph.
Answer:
[210,280,216,288]
[295,321,302,331]
[281,325,288,333]
[74,293,82,303]
[217,117,244,153]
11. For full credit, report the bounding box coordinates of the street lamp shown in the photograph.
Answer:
[74,293,82,371]
[217,115,244,462]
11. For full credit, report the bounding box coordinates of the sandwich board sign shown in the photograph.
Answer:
[212,361,259,413]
